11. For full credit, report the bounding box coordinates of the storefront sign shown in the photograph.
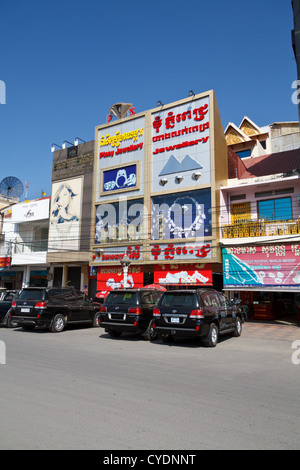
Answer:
[11,198,50,223]
[99,128,143,159]
[102,164,137,193]
[151,96,211,192]
[223,245,300,288]
[151,242,212,261]
[154,263,212,285]
[0,257,11,268]
[94,246,142,262]
[96,265,143,291]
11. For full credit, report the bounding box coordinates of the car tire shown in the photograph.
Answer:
[232,316,242,337]
[146,320,158,341]
[108,329,122,338]
[203,323,218,347]
[92,312,100,327]
[50,314,66,333]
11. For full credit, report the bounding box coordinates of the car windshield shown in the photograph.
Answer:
[106,292,138,305]
[18,289,45,301]
[160,292,197,308]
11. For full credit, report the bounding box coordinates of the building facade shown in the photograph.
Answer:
[91,90,227,294]
[220,146,300,321]
[0,197,50,289]
[47,140,95,294]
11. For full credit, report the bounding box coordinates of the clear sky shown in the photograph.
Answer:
[0,0,297,200]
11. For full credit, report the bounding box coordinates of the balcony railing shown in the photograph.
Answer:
[221,219,300,239]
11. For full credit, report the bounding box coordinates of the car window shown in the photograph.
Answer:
[201,291,221,307]
[217,292,230,307]
[4,293,14,301]
[18,289,45,301]
[107,292,138,305]
[161,293,196,308]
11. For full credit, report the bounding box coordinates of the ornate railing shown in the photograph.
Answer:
[221,220,300,238]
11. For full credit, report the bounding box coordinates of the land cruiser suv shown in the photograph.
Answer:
[9,287,101,332]
[99,288,164,340]
[152,289,243,347]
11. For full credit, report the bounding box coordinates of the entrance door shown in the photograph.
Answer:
[68,267,81,291]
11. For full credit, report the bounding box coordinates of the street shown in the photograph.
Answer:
[0,323,300,450]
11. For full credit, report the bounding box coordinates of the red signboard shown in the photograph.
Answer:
[0,257,11,268]
[97,265,144,291]
[154,263,212,286]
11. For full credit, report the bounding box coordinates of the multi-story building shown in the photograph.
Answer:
[0,197,50,289]
[47,140,96,294]
[90,90,227,294]
[220,145,300,321]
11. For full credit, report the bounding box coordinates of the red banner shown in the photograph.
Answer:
[97,265,144,291]
[0,257,11,268]
[154,263,212,286]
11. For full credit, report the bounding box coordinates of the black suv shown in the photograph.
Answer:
[0,290,19,327]
[152,289,243,347]
[9,287,101,332]
[99,288,164,340]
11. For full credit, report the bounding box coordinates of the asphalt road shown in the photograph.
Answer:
[0,323,300,450]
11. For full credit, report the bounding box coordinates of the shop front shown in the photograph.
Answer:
[222,244,300,321]
[91,90,227,294]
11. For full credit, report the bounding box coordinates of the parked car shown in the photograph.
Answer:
[0,290,19,327]
[152,288,244,347]
[9,287,101,332]
[99,288,164,340]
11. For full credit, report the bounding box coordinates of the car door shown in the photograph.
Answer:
[63,289,84,322]
[217,292,234,330]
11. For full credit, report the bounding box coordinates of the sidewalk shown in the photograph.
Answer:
[243,321,300,342]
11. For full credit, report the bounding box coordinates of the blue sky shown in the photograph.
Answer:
[0,0,297,200]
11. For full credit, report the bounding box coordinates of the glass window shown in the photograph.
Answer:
[258,197,292,221]
[160,293,196,308]
[19,289,45,301]
[107,292,138,305]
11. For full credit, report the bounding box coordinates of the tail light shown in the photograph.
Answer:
[128,307,142,315]
[35,302,47,309]
[11,301,16,308]
[153,308,161,317]
[100,306,107,313]
[190,309,204,319]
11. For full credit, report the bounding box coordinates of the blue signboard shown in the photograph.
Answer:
[103,164,137,193]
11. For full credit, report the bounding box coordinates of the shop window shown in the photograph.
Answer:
[231,202,251,225]
[258,197,292,221]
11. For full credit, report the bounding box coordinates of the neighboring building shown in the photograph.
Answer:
[225,116,300,160]
[292,0,300,120]
[91,90,227,293]
[220,147,300,321]
[0,197,50,289]
[47,140,95,294]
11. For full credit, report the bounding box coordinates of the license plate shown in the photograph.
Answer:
[21,308,30,313]
[171,317,180,323]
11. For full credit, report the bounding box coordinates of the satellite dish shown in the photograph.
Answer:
[0,176,24,199]
[109,103,133,119]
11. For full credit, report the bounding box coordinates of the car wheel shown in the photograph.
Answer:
[92,312,100,327]
[146,320,158,341]
[108,329,122,338]
[50,314,66,333]
[232,316,242,337]
[203,323,218,347]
